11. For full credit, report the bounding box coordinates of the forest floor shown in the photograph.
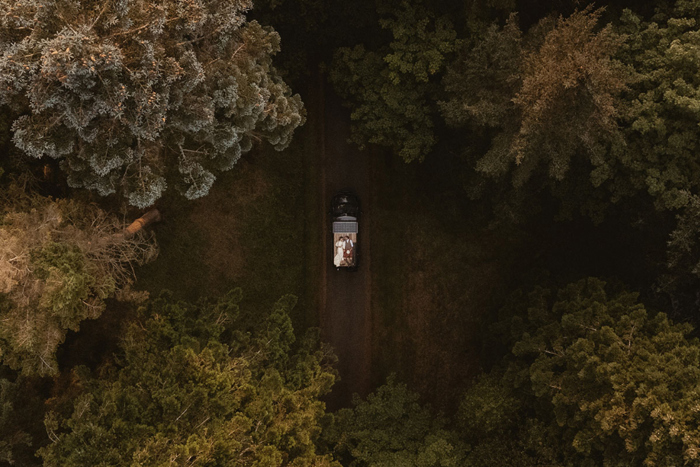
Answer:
[366,157,670,409]
[126,71,540,411]
[133,92,322,332]
[368,150,532,409]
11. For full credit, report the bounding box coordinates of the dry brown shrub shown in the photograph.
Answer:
[0,178,157,375]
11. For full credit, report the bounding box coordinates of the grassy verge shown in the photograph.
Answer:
[300,80,324,330]
[136,121,319,332]
[369,152,527,409]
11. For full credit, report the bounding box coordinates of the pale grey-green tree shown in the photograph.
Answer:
[0,0,305,207]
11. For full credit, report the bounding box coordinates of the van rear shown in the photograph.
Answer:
[333,219,357,268]
[331,192,360,270]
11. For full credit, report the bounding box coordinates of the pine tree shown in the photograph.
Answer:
[442,8,628,194]
[38,290,338,466]
[476,278,700,465]
[0,0,305,207]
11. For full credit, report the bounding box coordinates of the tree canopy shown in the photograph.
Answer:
[0,0,305,207]
[441,7,631,221]
[613,2,700,211]
[39,289,338,466]
[0,181,156,376]
[465,277,700,466]
[327,376,465,467]
[447,7,628,182]
[330,0,460,162]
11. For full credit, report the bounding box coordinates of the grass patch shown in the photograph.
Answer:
[299,84,324,330]
[369,153,526,409]
[136,123,319,331]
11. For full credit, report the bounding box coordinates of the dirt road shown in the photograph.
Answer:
[318,75,373,410]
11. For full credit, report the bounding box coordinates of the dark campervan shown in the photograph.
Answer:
[331,191,360,271]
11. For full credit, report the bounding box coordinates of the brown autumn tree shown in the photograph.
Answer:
[0,181,157,376]
[442,7,630,220]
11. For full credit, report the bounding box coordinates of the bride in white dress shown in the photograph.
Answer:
[334,238,345,267]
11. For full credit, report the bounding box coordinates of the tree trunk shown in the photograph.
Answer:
[125,209,161,236]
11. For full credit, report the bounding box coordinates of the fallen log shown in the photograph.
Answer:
[125,209,161,236]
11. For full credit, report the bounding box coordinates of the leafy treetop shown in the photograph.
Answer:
[330,0,460,162]
[467,277,700,466]
[442,7,629,222]
[39,289,338,466]
[0,0,305,207]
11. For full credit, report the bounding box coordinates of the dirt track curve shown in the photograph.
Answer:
[317,73,373,410]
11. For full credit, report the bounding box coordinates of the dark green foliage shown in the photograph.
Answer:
[330,0,460,162]
[473,278,700,466]
[613,2,700,211]
[667,195,700,279]
[328,376,466,466]
[38,290,338,466]
[458,374,555,466]
[441,15,522,131]
[0,0,305,207]
[0,377,33,465]
[661,194,700,317]
[458,373,520,441]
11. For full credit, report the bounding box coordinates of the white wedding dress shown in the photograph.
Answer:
[334,241,344,267]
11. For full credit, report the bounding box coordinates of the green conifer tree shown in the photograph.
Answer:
[38,290,338,466]
[471,278,700,465]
